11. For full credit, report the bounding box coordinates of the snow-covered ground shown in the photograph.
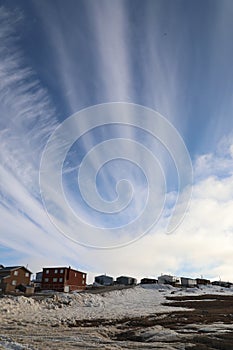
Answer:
[1,284,233,349]
[1,284,233,326]
[0,284,179,327]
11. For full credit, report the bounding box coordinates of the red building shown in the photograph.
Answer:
[0,266,32,293]
[41,266,86,292]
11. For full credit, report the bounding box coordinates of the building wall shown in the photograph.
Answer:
[141,278,158,284]
[1,268,31,293]
[41,267,86,292]
[196,278,210,285]
[65,268,86,291]
[181,278,197,287]
[95,275,113,285]
[41,267,66,292]
[0,281,6,293]
[35,272,43,282]
[158,275,181,285]
[116,276,137,285]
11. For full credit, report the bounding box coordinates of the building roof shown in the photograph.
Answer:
[95,274,113,279]
[42,266,86,274]
[0,265,32,275]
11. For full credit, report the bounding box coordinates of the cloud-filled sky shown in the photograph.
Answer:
[1,0,233,283]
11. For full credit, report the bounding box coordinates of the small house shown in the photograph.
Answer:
[181,277,197,287]
[196,278,210,285]
[212,281,232,288]
[158,275,181,286]
[140,278,158,284]
[0,266,32,294]
[94,275,114,286]
[41,266,87,292]
[116,276,137,286]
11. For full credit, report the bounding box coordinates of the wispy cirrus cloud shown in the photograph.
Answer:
[0,7,82,269]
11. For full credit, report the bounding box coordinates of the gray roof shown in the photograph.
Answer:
[95,275,113,279]
[0,266,32,275]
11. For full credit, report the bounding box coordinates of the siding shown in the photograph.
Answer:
[0,268,31,293]
[41,267,86,292]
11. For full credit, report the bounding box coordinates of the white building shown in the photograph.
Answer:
[181,277,197,287]
[158,274,181,285]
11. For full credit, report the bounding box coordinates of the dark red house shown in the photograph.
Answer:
[0,266,32,293]
[41,266,86,292]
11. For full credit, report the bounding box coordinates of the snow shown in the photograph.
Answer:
[1,284,233,327]
[1,284,233,349]
[0,285,185,327]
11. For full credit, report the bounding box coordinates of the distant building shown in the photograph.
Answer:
[41,266,87,292]
[196,278,210,285]
[181,277,197,287]
[140,278,158,284]
[31,271,43,291]
[212,281,232,288]
[0,266,32,294]
[116,276,137,286]
[94,275,114,286]
[158,275,181,286]
[35,271,43,282]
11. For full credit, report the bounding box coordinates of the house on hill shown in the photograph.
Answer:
[212,281,232,288]
[181,277,197,287]
[116,276,137,286]
[94,275,114,286]
[158,275,181,286]
[0,266,32,293]
[196,278,210,285]
[140,278,158,284]
[41,266,87,292]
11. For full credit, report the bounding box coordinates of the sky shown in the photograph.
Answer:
[1,0,233,283]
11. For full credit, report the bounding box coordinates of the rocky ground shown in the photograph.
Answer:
[1,285,233,349]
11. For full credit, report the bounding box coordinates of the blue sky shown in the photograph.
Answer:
[1,0,233,282]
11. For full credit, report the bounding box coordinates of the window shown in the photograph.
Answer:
[83,274,85,279]
[60,269,64,273]
[45,269,49,274]
[54,269,58,274]
[13,271,18,276]
[53,278,58,282]
[59,278,63,282]
[25,272,29,277]
[82,280,84,285]
[75,273,77,277]
[44,278,49,282]
[12,280,17,285]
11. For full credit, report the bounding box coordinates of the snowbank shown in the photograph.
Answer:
[1,284,233,327]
